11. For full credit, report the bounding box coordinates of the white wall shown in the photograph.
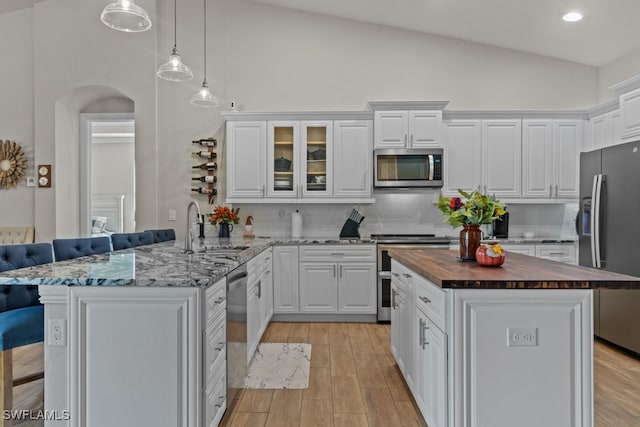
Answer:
[0,8,34,227]
[599,48,640,102]
[0,0,603,242]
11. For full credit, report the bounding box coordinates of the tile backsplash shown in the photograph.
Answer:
[233,189,578,240]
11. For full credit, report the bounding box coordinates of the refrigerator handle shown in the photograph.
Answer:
[593,174,604,269]
[590,175,598,268]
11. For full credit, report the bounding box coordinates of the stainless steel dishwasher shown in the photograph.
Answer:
[226,263,248,404]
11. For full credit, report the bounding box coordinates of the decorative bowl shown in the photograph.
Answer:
[475,245,505,267]
[311,148,326,160]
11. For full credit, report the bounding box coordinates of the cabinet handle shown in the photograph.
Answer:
[410,134,414,146]
[214,396,225,408]
[339,265,343,278]
[418,318,424,346]
[391,272,400,278]
[555,185,559,197]
[402,273,412,279]
[333,265,337,278]
[483,184,487,193]
[391,289,397,309]
[404,134,408,146]
[419,296,431,304]
[422,321,429,349]
[331,252,345,256]
[215,342,225,352]
[257,280,262,298]
[214,297,225,304]
[262,185,265,196]
[549,184,553,196]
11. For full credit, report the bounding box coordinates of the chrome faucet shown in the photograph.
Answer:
[185,201,203,253]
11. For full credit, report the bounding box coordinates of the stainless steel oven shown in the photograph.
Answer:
[373,234,450,322]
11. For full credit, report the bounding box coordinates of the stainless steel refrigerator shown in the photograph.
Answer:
[579,140,640,353]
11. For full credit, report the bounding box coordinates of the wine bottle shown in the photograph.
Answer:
[192,139,217,147]
[192,151,217,159]
[192,162,217,170]
[191,187,217,195]
[191,175,217,183]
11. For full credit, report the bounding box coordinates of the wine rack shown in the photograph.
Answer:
[191,138,217,203]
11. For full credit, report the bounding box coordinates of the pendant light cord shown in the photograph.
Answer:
[173,0,177,49]
[203,0,207,82]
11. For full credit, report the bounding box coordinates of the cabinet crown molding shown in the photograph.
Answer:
[443,110,587,120]
[221,111,373,121]
[366,101,449,111]
[610,74,640,97]
[586,99,619,119]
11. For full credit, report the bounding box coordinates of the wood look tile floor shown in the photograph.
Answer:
[10,325,640,426]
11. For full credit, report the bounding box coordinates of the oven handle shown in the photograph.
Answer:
[378,271,392,279]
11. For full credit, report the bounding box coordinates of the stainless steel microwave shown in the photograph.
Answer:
[374,148,443,188]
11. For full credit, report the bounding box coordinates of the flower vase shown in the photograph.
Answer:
[459,224,482,260]
[218,222,233,238]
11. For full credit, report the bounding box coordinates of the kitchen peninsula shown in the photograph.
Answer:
[388,248,640,427]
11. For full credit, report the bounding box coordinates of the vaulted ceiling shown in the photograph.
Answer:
[250,0,640,67]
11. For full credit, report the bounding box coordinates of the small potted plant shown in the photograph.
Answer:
[436,190,506,260]
[208,205,240,238]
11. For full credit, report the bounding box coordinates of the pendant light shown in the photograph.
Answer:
[100,0,152,33]
[190,0,219,108]
[157,0,193,81]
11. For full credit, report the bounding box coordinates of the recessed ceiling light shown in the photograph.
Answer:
[562,11,583,22]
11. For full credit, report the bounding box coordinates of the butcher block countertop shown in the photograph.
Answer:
[388,248,640,289]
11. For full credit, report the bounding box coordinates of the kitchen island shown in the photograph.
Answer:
[388,248,640,427]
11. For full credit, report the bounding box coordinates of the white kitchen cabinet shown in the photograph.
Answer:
[619,87,640,142]
[333,120,373,198]
[57,279,227,427]
[298,245,377,314]
[535,244,577,265]
[501,244,536,256]
[247,248,273,363]
[442,120,482,197]
[226,121,266,199]
[588,110,623,151]
[273,246,300,313]
[374,110,442,149]
[482,120,522,198]
[390,275,408,374]
[225,113,374,204]
[337,262,377,313]
[299,262,338,312]
[522,119,581,199]
[416,308,447,427]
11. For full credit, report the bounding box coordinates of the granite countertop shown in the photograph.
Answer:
[388,248,640,290]
[0,236,377,288]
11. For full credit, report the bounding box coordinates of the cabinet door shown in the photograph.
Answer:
[501,244,535,256]
[619,88,640,142]
[299,263,338,313]
[337,262,376,313]
[226,121,266,199]
[333,120,373,198]
[428,322,448,427]
[442,120,482,196]
[482,120,522,198]
[414,310,430,420]
[409,110,442,148]
[273,246,300,313]
[522,120,553,198]
[589,115,610,152]
[390,278,405,371]
[553,120,581,199]
[301,121,333,198]
[374,111,409,148]
[247,285,260,364]
[268,121,300,198]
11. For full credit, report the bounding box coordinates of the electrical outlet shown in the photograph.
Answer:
[26,177,36,187]
[507,327,537,347]
[48,319,67,346]
[168,210,177,221]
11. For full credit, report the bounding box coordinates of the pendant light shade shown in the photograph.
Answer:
[101,0,152,33]
[157,0,192,81]
[190,79,219,107]
[190,0,219,108]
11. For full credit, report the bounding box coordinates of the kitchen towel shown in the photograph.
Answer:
[245,343,311,389]
[291,210,302,239]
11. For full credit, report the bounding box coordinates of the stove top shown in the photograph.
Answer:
[371,234,451,244]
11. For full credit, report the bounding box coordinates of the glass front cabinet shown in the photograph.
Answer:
[267,120,333,198]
